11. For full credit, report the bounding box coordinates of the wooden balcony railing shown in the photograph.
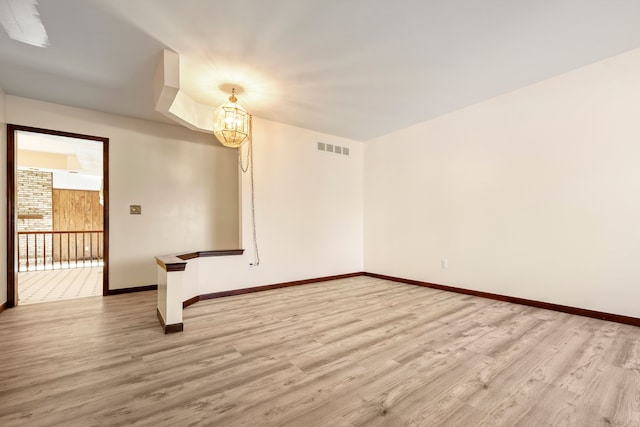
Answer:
[17,230,104,272]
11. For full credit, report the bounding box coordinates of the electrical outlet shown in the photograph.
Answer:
[441,258,448,269]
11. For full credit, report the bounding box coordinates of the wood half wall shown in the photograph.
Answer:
[52,189,103,231]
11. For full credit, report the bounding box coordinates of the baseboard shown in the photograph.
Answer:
[0,302,6,315]
[182,295,199,308]
[156,308,183,334]
[363,272,640,327]
[183,272,364,308]
[177,270,639,328]
[108,284,158,296]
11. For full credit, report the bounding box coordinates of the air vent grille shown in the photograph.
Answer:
[317,142,349,156]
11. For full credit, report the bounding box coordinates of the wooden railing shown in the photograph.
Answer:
[17,230,104,272]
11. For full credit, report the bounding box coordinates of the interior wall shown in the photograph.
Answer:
[5,96,239,290]
[365,47,640,318]
[0,87,6,306]
[188,117,364,300]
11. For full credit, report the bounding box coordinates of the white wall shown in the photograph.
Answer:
[0,87,6,306]
[186,117,364,301]
[52,171,102,191]
[5,96,239,290]
[365,48,640,318]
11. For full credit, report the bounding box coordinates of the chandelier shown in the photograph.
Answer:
[213,88,250,148]
[212,86,260,266]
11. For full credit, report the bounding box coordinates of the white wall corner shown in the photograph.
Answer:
[363,47,640,318]
[154,49,216,134]
[153,49,180,115]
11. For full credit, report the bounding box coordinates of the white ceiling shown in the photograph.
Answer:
[1,0,640,141]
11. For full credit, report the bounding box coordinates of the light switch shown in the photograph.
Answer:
[130,205,142,215]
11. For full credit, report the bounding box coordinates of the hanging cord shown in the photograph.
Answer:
[239,115,260,266]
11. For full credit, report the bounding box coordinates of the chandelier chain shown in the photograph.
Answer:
[239,115,251,173]
[238,115,260,266]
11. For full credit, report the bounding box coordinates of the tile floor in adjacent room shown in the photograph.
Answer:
[17,267,103,305]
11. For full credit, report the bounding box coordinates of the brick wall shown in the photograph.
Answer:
[17,170,53,268]
[17,170,53,232]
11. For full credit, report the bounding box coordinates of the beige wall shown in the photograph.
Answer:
[5,96,239,290]
[365,48,640,318]
[0,87,6,306]
[186,117,364,300]
[6,46,639,320]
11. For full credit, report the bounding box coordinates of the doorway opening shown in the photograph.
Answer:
[6,125,109,306]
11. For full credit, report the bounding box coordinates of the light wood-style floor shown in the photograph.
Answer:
[0,276,639,426]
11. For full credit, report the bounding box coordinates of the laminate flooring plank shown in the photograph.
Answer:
[288,349,491,427]
[185,281,405,327]
[610,324,640,371]
[88,298,396,424]
[1,276,639,426]
[544,322,620,398]
[463,317,596,425]
[214,358,402,427]
[185,278,394,315]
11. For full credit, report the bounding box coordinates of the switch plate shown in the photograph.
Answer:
[441,258,448,269]
[130,205,142,215]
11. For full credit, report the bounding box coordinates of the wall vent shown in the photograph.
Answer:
[317,142,349,157]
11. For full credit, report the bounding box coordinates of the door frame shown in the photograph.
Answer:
[6,124,109,307]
